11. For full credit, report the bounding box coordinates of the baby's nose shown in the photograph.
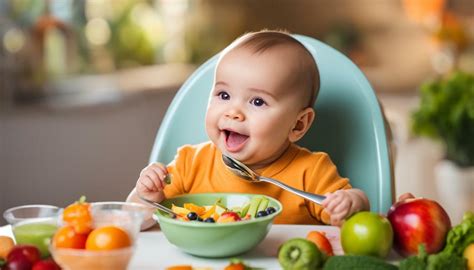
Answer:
[225,109,245,121]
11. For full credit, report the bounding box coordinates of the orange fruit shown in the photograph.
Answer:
[53,225,88,249]
[0,236,15,259]
[85,225,131,251]
[306,230,334,256]
[183,203,206,216]
[63,196,92,234]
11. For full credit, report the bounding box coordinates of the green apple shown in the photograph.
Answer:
[341,211,393,258]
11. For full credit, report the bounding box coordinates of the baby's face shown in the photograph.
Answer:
[205,46,308,169]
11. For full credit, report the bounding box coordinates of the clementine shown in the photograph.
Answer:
[85,225,131,251]
[53,225,88,249]
[63,196,92,234]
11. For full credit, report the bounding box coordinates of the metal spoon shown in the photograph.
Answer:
[137,193,176,218]
[222,154,326,205]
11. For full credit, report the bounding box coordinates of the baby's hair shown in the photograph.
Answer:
[220,30,320,107]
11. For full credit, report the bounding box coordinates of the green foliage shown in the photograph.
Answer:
[400,243,467,270]
[438,211,474,257]
[399,245,427,270]
[411,71,474,167]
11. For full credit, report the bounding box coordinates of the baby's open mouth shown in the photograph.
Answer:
[223,129,249,152]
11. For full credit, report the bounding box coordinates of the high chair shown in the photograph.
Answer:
[149,35,395,214]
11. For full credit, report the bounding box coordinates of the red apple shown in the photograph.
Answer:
[5,257,32,270]
[7,245,40,265]
[387,197,451,257]
[32,259,61,270]
[217,212,241,223]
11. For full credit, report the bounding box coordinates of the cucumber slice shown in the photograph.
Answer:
[240,202,251,218]
[257,197,269,213]
[247,197,262,218]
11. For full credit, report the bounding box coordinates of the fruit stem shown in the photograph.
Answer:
[78,195,87,204]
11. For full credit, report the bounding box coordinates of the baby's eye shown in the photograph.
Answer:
[217,91,230,100]
[251,97,266,107]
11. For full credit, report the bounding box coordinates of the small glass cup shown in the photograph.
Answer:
[3,204,61,257]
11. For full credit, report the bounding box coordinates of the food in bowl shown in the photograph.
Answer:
[50,200,145,270]
[170,196,277,223]
[3,204,61,258]
[154,193,282,258]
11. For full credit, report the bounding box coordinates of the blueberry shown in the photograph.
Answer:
[197,217,204,222]
[187,212,198,220]
[204,217,215,223]
[266,207,277,215]
[256,210,268,218]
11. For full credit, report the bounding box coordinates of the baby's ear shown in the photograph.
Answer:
[288,107,315,143]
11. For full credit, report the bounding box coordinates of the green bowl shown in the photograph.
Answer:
[153,193,282,258]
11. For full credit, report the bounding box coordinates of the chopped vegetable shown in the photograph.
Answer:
[323,255,398,270]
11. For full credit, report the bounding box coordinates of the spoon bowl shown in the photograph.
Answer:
[222,154,326,205]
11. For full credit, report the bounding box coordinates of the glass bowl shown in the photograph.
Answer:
[3,204,61,257]
[154,193,283,258]
[50,202,146,270]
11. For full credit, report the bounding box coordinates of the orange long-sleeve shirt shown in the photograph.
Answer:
[163,142,351,224]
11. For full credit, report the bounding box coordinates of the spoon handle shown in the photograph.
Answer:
[138,194,176,218]
[259,176,326,205]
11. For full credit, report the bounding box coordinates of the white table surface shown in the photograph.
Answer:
[1,224,341,269]
[128,225,342,269]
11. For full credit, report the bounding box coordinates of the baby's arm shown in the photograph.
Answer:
[322,188,370,226]
[126,162,169,230]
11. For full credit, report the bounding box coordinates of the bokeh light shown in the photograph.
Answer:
[85,18,111,46]
[3,28,25,53]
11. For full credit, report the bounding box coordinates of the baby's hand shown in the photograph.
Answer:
[136,162,168,202]
[322,190,355,226]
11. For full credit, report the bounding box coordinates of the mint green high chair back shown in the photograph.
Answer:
[150,35,394,214]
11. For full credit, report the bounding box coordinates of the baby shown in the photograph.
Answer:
[127,30,369,226]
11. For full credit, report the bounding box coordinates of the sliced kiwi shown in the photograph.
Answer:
[278,238,323,270]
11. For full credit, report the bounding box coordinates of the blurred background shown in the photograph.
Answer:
[1,0,473,224]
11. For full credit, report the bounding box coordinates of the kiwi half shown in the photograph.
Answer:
[278,238,323,270]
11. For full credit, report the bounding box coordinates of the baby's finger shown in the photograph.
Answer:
[332,200,351,215]
[140,162,164,175]
[324,196,344,212]
[149,167,168,188]
[138,175,158,192]
[322,193,335,207]
[141,170,161,191]
[330,212,347,226]
[331,216,343,227]
[139,167,150,177]
[149,162,166,171]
